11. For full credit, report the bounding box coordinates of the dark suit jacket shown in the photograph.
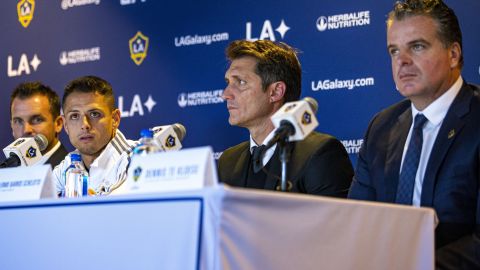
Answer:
[46,143,68,168]
[218,132,353,198]
[348,82,480,269]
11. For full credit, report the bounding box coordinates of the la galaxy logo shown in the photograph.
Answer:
[246,19,290,41]
[133,167,143,182]
[165,135,176,148]
[129,31,149,65]
[25,146,37,158]
[301,111,312,125]
[17,0,35,28]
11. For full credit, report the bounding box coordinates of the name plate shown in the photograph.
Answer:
[0,165,55,202]
[125,146,218,194]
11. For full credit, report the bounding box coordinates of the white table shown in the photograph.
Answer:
[0,185,436,270]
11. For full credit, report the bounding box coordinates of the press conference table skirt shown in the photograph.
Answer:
[0,185,435,270]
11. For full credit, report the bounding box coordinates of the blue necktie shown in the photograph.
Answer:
[396,114,428,205]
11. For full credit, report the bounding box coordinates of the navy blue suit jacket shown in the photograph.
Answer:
[349,82,480,268]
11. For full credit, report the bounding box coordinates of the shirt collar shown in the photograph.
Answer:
[411,76,463,126]
[88,130,131,168]
[249,129,276,154]
[37,141,61,165]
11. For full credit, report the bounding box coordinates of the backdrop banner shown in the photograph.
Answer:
[1,0,479,166]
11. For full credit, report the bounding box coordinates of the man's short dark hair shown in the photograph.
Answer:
[63,75,116,110]
[387,0,463,68]
[10,82,61,119]
[226,40,302,103]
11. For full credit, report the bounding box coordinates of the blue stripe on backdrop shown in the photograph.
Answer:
[0,0,479,167]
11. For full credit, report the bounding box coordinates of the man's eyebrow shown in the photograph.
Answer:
[64,109,79,114]
[12,114,44,119]
[406,38,431,46]
[387,44,397,50]
[387,38,431,50]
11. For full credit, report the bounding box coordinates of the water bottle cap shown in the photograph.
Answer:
[140,128,153,138]
[70,153,81,162]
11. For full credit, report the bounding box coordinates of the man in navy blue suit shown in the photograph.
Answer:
[348,0,480,268]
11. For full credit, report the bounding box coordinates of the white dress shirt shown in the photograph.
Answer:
[400,76,463,207]
[36,141,61,165]
[249,129,277,168]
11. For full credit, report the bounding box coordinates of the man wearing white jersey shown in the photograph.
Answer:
[53,76,136,196]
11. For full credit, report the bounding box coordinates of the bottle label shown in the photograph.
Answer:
[82,175,88,196]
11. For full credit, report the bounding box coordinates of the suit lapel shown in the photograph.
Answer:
[421,84,472,206]
[384,108,412,202]
[231,144,251,187]
[46,143,69,168]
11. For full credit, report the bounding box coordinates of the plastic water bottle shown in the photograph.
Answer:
[133,129,160,156]
[64,153,89,198]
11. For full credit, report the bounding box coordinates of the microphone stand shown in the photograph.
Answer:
[277,135,292,192]
[263,121,295,192]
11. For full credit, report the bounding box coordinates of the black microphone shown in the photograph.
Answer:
[0,134,48,168]
[0,154,21,168]
[265,120,295,149]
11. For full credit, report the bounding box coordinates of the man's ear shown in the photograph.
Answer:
[54,115,63,134]
[62,115,69,135]
[112,109,121,129]
[269,81,286,103]
[449,42,462,69]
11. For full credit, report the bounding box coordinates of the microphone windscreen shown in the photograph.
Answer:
[34,134,48,151]
[172,123,187,141]
[304,97,318,114]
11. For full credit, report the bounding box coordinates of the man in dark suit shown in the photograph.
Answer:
[348,0,479,268]
[219,40,353,197]
[10,82,68,168]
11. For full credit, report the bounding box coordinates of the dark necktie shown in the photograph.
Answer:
[396,114,428,205]
[251,145,267,173]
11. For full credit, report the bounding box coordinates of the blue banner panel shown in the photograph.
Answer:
[0,0,479,167]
